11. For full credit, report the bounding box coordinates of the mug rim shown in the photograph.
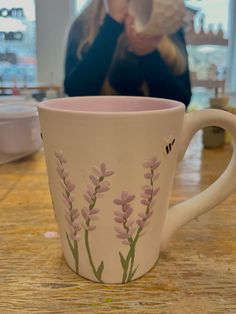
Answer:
[37,96,185,115]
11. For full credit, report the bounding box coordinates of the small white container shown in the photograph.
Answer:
[0,103,42,158]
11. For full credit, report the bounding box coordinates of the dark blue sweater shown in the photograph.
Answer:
[64,15,192,107]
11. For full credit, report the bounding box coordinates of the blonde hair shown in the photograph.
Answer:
[157,36,187,75]
[75,1,106,57]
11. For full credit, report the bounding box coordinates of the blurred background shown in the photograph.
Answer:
[0,0,235,108]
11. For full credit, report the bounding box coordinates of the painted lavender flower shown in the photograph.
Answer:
[114,191,136,246]
[55,151,80,274]
[137,156,161,233]
[82,162,114,283]
[114,156,161,283]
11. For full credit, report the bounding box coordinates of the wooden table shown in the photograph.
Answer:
[0,132,236,313]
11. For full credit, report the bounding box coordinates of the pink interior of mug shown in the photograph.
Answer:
[38,96,184,113]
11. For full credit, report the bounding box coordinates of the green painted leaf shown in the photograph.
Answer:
[119,252,126,270]
[97,261,104,280]
[130,264,139,281]
[66,232,75,257]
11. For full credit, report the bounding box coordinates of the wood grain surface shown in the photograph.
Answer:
[0,131,236,314]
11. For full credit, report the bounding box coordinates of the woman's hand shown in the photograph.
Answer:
[105,0,129,23]
[125,15,162,56]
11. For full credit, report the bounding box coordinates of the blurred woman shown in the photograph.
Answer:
[64,0,192,107]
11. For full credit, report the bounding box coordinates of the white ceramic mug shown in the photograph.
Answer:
[38,96,236,284]
[129,0,185,37]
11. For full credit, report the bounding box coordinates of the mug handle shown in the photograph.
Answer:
[160,109,236,250]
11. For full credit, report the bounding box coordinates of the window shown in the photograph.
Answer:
[76,0,88,14]
[0,0,36,84]
[184,0,229,85]
[185,0,229,33]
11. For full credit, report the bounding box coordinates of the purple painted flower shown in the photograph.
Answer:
[82,163,114,232]
[93,163,114,178]
[136,210,154,229]
[55,151,81,241]
[55,150,67,164]
[138,156,161,232]
[113,156,162,283]
[113,191,137,245]
[143,156,161,171]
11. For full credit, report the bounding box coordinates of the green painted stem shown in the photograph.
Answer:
[85,228,104,283]
[74,240,79,274]
[84,179,105,283]
[127,233,139,282]
[127,168,155,282]
[122,249,131,283]
[66,232,79,274]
